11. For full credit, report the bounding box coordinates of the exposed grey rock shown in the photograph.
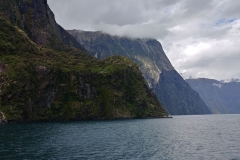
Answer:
[0,111,7,124]
[0,0,86,51]
[67,30,174,86]
[68,30,212,115]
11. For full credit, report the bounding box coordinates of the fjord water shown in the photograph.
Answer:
[1,115,240,160]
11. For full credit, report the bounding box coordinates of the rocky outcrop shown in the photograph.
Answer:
[0,111,7,124]
[0,0,86,51]
[68,30,212,115]
[186,78,240,114]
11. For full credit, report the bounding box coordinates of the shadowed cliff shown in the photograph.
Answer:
[68,30,211,115]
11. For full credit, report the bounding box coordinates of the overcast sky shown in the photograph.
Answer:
[48,0,240,80]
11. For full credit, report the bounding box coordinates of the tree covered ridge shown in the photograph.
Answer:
[0,15,167,122]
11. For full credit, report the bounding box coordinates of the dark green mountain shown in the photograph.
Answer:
[0,0,167,123]
[68,30,211,115]
[186,78,240,114]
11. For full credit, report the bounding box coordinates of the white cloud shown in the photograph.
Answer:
[48,0,240,80]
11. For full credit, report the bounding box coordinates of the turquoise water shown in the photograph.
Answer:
[1,114,240,160]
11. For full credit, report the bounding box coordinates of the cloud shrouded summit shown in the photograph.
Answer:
[48,0,240,80]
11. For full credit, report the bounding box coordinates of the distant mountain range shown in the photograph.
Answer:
[186,78,240,114]
[68,30,212,115]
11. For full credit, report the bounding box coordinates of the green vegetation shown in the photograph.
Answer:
[68,30,212,115]
[0,18,167,122]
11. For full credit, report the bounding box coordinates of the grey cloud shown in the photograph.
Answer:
[217,0,240,18]
[47,0,240,80]
[176,38,240,80]
[92,3,148,26]
[181,0,214,18]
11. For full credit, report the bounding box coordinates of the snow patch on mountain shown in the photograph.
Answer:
[220,79,240,83]
[213,83,222,88]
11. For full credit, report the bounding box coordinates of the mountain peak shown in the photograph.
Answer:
[0,0,86,51]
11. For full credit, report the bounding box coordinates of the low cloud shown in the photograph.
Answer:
[48,0,240,80]
[95,22,170,39]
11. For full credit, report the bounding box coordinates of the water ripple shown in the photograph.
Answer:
[1,115,240,159]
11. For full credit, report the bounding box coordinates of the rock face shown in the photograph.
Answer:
[0,111,7,124]
[68,30,212,115]
[0,0,167,122]
[186,78,240,114]
[0,0,86,51]
[68,31,174,85]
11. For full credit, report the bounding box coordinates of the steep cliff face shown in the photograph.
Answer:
[0,0,85,51]
[186,78,240,114]
[155,71,211,114]
[68,30,212,115]
[68,31,174,86]
[0,1,167,122]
